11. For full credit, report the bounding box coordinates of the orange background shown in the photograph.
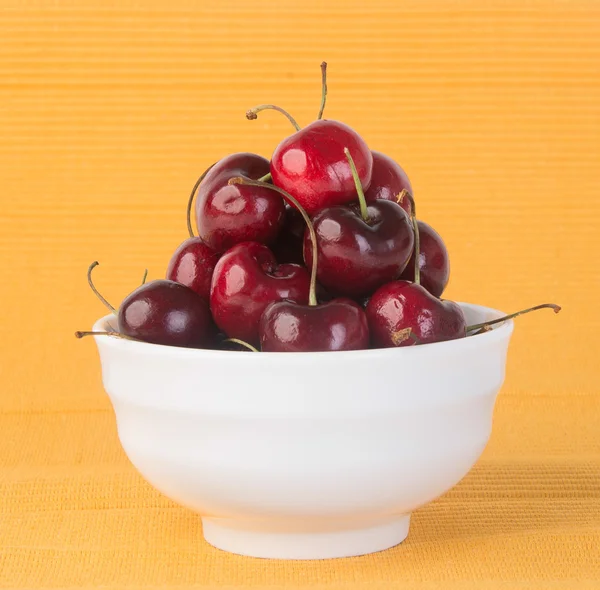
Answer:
[0,1,598,588]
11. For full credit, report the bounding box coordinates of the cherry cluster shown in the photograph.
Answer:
[77,63,559,352]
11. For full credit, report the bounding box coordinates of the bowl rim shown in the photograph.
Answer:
[90,301,513,361]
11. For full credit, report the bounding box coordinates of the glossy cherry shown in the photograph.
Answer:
[77,262,215,348]
[195,153,285,252]
[260,299,369,352]
[247,63,373,216]
[166,237,219,301]
[302,149,414,298]
[366,280,467,347]
[209,241,310,344]
[364,150,413,216]
[399,220,450,298]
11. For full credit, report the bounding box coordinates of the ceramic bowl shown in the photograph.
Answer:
[90,302,513,559]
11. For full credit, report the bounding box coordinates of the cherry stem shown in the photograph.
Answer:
[344,148,369,223]
[466,303,561,333]
[223,338,259,352]
[246,105,301,131]
[187,162,216,238]
[141,269,148,286]
[87,261,116,314]
[317,61,328,120]
[229,177,318,306]
[400,189,420,285]
[257,172,272,183]
[75,330,139,342]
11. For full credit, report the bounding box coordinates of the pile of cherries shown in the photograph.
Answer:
[77,63,559,353]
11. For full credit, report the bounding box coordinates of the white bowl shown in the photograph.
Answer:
[91,303,513,559]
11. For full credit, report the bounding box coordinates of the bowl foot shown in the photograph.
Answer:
[202,514,411,559]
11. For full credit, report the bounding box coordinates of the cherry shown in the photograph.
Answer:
[231,177,370,352]
[260,299,369,352]
[399,220,450,298]
[302,148,414,298]
[166,170,220,300]
[364,150,413,216]
[247,63,373,216]
[195,153,285,252]
[366,280,467,347]
[166,237,219,301]
[77,262,215,348]
[209,242,310,344]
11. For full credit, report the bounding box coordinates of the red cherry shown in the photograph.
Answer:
[399,220,450,298]
[302,149,414,298]
[303,200,414,298]
[366,281,467,347]
[269,120,373,216]
[364,151,413,216]
[166,237,219,301]
[247,64,372,216]
[209,242,310,344]
[260,299,369,352]
[78,262,215,348]
[195,153,285,252]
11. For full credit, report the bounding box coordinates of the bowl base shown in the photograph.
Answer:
[202,515,411,559]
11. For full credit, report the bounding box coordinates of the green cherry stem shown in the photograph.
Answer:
[344,148,369,223]
[257,172,272,183]
[141,269,148,286]
[229,177,318,306]
[74,330,139,342]
[246,105,301,131]
[87,261,116,314]
[466,303,561,333]
[399,189,420,285]
[317,61,328,120]
[223,338,259,352]
[187,162,216,238]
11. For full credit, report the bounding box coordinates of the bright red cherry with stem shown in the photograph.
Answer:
[247,62,374,216]
[76,262,215,348]
[364,150,413,216]
[399,219,450,298]
[195,153,285,252]
[209,241,310,345]
[166,166,220,300]
[302,148,414,298]
[230,178,370,352]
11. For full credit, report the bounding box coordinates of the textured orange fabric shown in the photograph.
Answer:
[0,1,599,587]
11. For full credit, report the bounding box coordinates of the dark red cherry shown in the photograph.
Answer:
[80,262,215,348]
[209,241,310,344]
[195,153,285,252]
[260,298,369,352]
[270,120,373,216]
[166,237,219,301]
[271,204,305,265]
[399,220,450,298]
[364,150,413,216]
[303,199,414,298]
[117,280,215,347]
[366,281,466,347]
